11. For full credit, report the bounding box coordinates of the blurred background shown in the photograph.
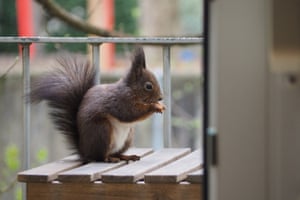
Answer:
[0,0,203,199]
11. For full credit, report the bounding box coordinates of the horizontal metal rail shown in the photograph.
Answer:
[0,36,202,44]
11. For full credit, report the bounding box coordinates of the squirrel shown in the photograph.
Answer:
[29,46,165,162]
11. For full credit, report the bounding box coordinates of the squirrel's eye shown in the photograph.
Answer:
[144,82,153,91]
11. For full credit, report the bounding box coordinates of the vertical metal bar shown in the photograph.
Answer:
[163,46,172,147]
[22,44,31,170]
[22,43,31,200]
[91,43,101,84]
[152,70,164,150]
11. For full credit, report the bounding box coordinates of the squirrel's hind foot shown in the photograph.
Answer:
[119,154,140,162]
[105,154,140,163]
[105,155,141,163]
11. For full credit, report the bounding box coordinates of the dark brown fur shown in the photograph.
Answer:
[29,47,164,162]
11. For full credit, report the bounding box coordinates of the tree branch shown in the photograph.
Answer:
[0,177,17,195]
[35,0,128,37]
[0,56,20,80]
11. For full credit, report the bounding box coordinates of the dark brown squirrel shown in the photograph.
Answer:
[29,46,165,162]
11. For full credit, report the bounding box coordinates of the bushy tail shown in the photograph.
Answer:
[29,55,96,152]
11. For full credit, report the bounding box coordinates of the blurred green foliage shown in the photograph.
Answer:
[0,1,19,52]
[35,147,48,164]
[115,0,138,35]
[1,144,21,200]
[1,144,49,199]
[15,187,22,200]
[4,145,20,171]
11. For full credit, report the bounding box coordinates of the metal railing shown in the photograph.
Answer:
[0,36,202,171]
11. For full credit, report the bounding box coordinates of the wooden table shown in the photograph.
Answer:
[18,148,203,200]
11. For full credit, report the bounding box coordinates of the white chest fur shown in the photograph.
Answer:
[109,117,136,154]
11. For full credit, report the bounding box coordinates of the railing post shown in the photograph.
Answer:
[152,70,164,150]
[21,43,31,200]
[163,45,172,147]
[22,43,31,170]
[91,43,101,84]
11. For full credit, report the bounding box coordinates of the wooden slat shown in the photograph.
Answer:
[58,148,153,182]
[186,169,203,183]
[18,155,82,183]
[144,149,202,183]
[101,148,191,183]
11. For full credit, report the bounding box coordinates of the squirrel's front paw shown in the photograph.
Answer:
[152,102,166,113]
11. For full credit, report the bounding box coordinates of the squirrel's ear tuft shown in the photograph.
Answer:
[131,46,146,70]
[125,46,146,83]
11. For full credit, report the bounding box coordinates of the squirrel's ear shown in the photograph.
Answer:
[125,46,146,83]
[131,46,146,70]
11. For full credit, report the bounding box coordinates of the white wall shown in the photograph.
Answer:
[209,0,268,199]
[209,0,300,199]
